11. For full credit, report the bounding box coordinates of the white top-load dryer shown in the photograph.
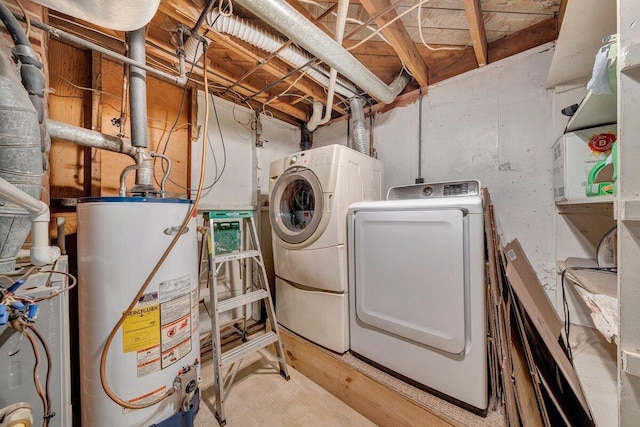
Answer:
[269,144,382,353]
[347,180,488,412]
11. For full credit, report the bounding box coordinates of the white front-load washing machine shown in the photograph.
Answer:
[347,180,488,412]
[269,144,383,353]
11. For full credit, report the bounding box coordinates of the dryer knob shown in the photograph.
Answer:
[289,157,298,165]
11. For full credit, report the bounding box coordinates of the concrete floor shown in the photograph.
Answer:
[195,350,377,427]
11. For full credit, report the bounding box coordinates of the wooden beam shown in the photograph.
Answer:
[359,0,430,87]
[157,2,345,115]
[463,0,488,66]
[279,329,458,427]
[557,0,569,33]
[145,38,311,121]
[487,17,557,64]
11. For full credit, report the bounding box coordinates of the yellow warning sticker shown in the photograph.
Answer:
[122,304,160,353]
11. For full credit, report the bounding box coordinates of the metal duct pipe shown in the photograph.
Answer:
[127,28,148,149]
[45,120,137,157]
[233,0,409,104]
[350,97,368,155]
[126,28,157,194]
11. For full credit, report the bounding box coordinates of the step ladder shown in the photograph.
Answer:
[201,210,290,426]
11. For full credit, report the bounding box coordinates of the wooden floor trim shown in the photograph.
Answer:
[279,328,457,427]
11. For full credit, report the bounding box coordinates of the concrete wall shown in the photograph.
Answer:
[317,43,559,299]
[191,93,300,208]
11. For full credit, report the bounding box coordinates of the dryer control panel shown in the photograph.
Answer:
[387,180,481,200]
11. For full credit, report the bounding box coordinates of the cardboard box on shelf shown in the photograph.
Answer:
[552,124,616,201]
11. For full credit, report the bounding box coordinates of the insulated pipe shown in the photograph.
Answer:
[45,119,137,157]
[233,0,407,104]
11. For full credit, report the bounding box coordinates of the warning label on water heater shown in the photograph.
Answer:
[122,292,160,353]
[159,275,192,369]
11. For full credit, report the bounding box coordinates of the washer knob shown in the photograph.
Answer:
[422,186,433,196]
[289,157,297,165]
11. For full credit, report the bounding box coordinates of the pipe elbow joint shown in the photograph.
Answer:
[30,245,61,267]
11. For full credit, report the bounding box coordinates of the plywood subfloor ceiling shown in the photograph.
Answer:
[47,0,564,126]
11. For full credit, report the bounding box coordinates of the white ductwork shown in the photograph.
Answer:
[207,10,357,98]
[31,0,160,32]
[233,0,410,104]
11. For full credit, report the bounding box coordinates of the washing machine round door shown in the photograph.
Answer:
[270,167,324,245]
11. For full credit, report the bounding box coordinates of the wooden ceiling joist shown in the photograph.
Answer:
[359,0,430,87]
[462,0,488,67]
[158,2,346,116]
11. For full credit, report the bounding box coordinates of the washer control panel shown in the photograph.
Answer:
[387,180,481,200]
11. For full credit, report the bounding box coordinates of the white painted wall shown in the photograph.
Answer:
[191,92,301,208]
[317,43,559,300]
[256,114,301,196]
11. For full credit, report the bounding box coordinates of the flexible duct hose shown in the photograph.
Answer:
[350,97,368,155]
[207,10,357,98]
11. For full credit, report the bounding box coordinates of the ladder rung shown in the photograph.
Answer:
[221,331,279,367]
[218,289,269,313]
[213,250,260,263]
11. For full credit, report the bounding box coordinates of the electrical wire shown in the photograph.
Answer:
[26,323,52,427]
[33,270,77,302]
[560,266,617,362]
[11,319,50,427]
[418,3,468,51]
[218,0,234,17]
[298,0,391,45]
[347,0,457,52]
[99,42,211,411]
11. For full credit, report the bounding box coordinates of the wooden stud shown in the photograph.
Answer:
[359,0,430,88]
[462,0,488,66]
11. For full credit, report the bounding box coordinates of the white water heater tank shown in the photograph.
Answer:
[77,197,200,427]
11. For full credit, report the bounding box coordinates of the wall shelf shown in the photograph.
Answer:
[565,90,617,132]
[556,196,615,215]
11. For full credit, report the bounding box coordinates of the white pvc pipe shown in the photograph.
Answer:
[0,176,60,266]
[234,0,407,104]
[316,0,350,127]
